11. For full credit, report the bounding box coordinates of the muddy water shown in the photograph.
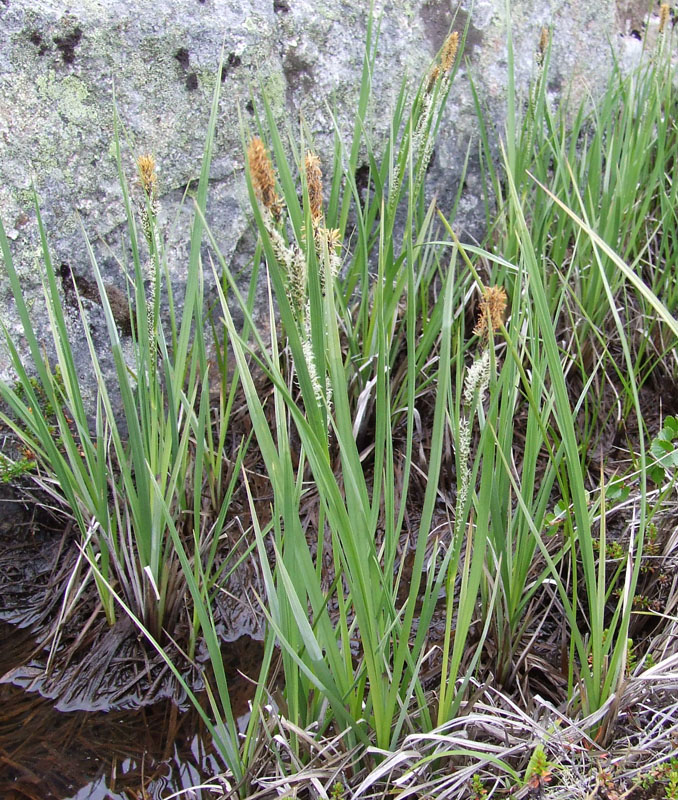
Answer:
[0,621,263,800]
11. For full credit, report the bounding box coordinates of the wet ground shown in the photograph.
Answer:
[2,367,676,798]
[0,618,263,799]
[0,490,264,800]
[0,614,268,799]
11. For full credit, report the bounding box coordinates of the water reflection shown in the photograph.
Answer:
[0,622,262,800]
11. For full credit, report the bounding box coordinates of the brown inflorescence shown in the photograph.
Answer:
[136,154,160,252]
[247,137,281,215]
[137,154,157,199]
[659,3,670,34]
[538,27,550,63]
[441,31,459,73]
[305,152,324,224]
[474,285,508,339]
[425,64,440,94]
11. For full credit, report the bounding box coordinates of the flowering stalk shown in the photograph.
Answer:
[247,137,282,219]
[525,27,550,160]
[390,31,459,211]
[655,4,671,60]
[137,154,159,249]
[248,139,342,409]
[659,3,670,35]
[473,285,508,342]
[302,151,341,407]
[136,154,160,348]
[414,31,459,195]
[455,286,507,529]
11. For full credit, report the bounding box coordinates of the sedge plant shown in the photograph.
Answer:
[0,59,247,679]
[0,58,273,784]
[200,20,493,764]
[467,7,678,724]
[1,3,677,792]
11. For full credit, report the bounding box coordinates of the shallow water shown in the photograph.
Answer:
[0,621,262,799]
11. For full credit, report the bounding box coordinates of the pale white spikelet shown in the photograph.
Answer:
[302,322,324,406]
[145,258,156,349]
[413,72,452,194]
[328,249,341,282]
[315,226,342,289]
[288,246,307,323]
[325,374,333,410]
[463,348,491,406]
[456,417,471,519]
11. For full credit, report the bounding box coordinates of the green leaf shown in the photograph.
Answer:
[649,416,678,484]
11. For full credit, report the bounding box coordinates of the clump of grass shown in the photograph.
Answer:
[459,16,678,741]
[212,0,676,772]
[0,63,261,782]
[1,6,677,797]
[215,16,480,758]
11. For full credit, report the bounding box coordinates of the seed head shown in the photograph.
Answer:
[441,31,459,73]
[248,137,281,215]
[474,285,507,339]
[537,27,550,64]
[315,226,342,288]
[137,154,157,198]
[659,3,670,34]
[463,349,491,406]
[425,64,440,94]
[323,227,342,251]
[136,154,159,248]
[305,152,323,224]
[288,245,307,321]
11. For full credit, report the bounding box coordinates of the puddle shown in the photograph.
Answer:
[0,621,263,800]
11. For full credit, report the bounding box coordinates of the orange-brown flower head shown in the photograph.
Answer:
[441,31,459,73]
[474,285,508,339]
[659,3,670,33]
[248,137,281,214]
[537,27,550,63]
[425,64,440,94]
[137,154,157,198]
[305,152,323,224]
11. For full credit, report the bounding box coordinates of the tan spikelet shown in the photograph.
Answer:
[538,27,550,62]
[474,286,508,339]
[659,3,670,33]
[323,228,341,250]
[248,137,281,214]
[425,64,440,94]
[137,154,157,198]
[441,31,459,73]
[305,152,323,223]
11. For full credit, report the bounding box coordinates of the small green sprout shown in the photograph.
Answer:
[471,773,488,800]
[525,744,554,792]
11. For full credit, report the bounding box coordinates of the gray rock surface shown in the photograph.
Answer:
[0,0,656,389]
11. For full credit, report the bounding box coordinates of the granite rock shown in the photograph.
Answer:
[0,0,658,394]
